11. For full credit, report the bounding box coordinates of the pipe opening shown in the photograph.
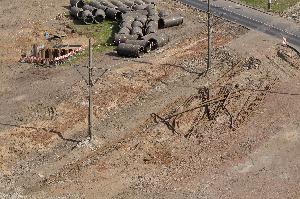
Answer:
[94,15,104,23]
[84,16,94,24]
[76,1,85,8]
[148,38,158,50]
[144,43,152,53]
[92,9,98,16]
[158,18,164,29]
[78,11,83,18]
[116,12,123,21]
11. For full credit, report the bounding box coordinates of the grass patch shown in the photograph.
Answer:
[240,0,300,12]
[69,20,119,53]
[63,20,119,64]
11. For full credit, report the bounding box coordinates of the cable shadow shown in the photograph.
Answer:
[162,63,206,79]
[0,122,81,143]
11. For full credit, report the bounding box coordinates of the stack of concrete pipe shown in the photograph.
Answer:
[69,0,184,57]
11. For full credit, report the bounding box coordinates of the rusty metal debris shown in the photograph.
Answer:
[69,0,184,57]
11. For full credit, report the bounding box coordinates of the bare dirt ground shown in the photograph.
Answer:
[0,0,300,198]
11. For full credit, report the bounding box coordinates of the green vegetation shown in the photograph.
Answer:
[70,20,119,53]
[63,20,119,64]
[241,0,300,12]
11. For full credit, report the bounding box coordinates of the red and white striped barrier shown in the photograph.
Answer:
[20,45,84,65]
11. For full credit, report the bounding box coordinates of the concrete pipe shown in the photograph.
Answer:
[88,0,107,11]
[119,27,131,34]
[118,6,131,13]
[136,10,149,15]
[70,6,83,18]
[105,8,122,21]
[134,0,145,5]
[146,20,158,27]
[145,4,155,11]
[143,33,169,50]
[82,5,97,15]
[122,15,135,23]
[117,43,144,58]
[121,0,135,7]
[147,15,160,22]
[142,0,156,4]
[111,0,125,7]
[114,34,139,44]
[131,26,143,37]
[147,8,157,16]
[135,15,148,25]
[120,21,132,29]
[99,0,116,9]
[145,25,157,34]
[70,0,84,8]
[158,10,168,18]
[132,4,148,10]
[131,20,143,28]
[94,9,106,23]
[158,15,183,28]
[82,10,94,24]
[125,39,151,53]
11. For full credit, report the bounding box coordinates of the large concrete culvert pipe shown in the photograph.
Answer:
[94,9,106,23]
[158,15,184,29]
[99,0,116,9]
[145,25,157,34]
[125,39,152,53]
[143,33,169,50]
[105,8,123,21]
[88,0,107,11]
[142,0,157,4]
[135,15,148,25]
[134,0,145,5]
[82,5,97,15]
[110,0,126,8]
[70,0,84,8]
[120,0,135,8]
[119,27,131,35]
[118,6,132,13]
[70,6,84,18]
[120,21,133,29]
[131,20,143,28]
[117,43,144,58]
[132,4,148,10]
[114,34,139,44]
[82,10,94,24]
[131,27,143,37]
[158,10,168,18]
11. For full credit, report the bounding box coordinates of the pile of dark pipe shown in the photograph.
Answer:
[70,0,184,57]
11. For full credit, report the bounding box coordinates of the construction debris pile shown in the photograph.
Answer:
[69,0,184,57]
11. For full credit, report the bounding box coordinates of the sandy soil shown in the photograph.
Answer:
[0,0,300,198]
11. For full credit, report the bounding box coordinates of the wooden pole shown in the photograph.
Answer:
[207,0,212,74]
[88,38,93,141]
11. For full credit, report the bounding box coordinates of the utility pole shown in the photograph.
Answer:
[73,39,108,142]
[88,38,93,141]
[207,0,212,74]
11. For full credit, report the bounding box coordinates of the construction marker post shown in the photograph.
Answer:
[268,0,272,10]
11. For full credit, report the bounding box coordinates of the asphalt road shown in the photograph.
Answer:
[178,0,300,48]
